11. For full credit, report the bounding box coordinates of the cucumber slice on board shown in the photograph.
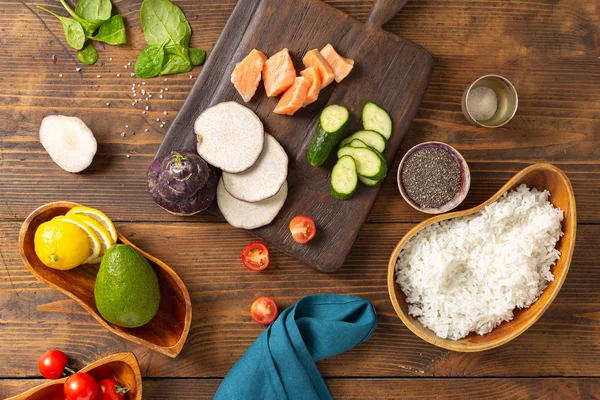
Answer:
[330,155,358,200]
[307,104,349,166]
[339,130,387,153]
[358,175,382,187]
[362,102,392,140]
[337,146,387,180]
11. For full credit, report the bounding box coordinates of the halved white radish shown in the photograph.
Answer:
[222,133,288,202]
[217,178,288,229]
[39,115,97,173]
[195,102,264,173]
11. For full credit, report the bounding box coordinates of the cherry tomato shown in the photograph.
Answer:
[38,350,69,379]
[64,372,98,400]
[250,296,278,325]
[289,215,316,244]
[97,378,128,400]
[242,242,269,271]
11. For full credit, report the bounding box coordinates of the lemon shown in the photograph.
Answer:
[66,214,114,263]
[53,216,101,264]
[66,206,117,243]
[34,220,91,270]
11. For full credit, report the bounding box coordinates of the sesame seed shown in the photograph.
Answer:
[125,125,129,128]
[124,65,128,68]
[189,75,193,78]
[137,84,141,87]
[145,106,149,111]
[133,93,136,97]
[141,89,146,95]
[142,111,146,115]
[109,57,113,61]
[145,128,149,132]
[128,62,131,66]
[163,111,167,115]
[142,82,146,85]
[164,78,168,81]
[164,88,168,91]
[130,73,135,77]
[116,74,120,77]
[58,74,63,78]
[148,94,152,98]
[75,68,81,72]
[126,154,131,158]
[156,118,160,121]
[121,132,125,137]
[131,102,135,106]
[159,95,163,99]
[96,75,101,78]
[106,102,110,107]
[160,124,164,128]
[160,89,164,93]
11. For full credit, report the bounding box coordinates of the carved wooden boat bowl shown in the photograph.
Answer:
[19,201,192,358]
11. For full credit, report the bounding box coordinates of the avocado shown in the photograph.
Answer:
[94,244,160,328]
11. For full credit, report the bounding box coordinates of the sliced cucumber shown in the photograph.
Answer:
[330,155,358,200]
[345,138,368,148]
[340,130,387,153]
[362,102,392,140]
[358,175,382,187]
[337,146,387,180]
[307,104,349,167]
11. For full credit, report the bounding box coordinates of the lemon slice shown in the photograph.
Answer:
[53,216,101,264]
[66,206,118,243]
[66,214,114,263]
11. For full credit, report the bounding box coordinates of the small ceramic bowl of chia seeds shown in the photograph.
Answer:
[397,141,470,214]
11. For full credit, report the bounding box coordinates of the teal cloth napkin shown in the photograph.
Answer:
[214,294,377,400]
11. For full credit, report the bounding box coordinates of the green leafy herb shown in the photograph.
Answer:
[137,0,205,77]
[140,0,191,48]
[77,43,99,64]
[37,6,86,50]
[91,14,126,45]
[75,0,111,21]
[135,43,166,78]
[189,48,205,66]
[160,53,193,75]
[58,0,104,35]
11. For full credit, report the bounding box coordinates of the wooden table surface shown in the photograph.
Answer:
[0,0,598,399]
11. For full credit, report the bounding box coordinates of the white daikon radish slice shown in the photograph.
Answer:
[222,133,288,202]
[217,178,288,229]
[195,101,264,173]
[39,115,97,173]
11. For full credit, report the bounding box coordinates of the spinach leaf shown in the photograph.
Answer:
[189,48,205,66]
[160,53,192,76]
[140,0,191,48]
[91,14,126,45]
[135,42,166,78]
[77,43,99,64]
[75,0,111,21]
[58,0,104,35]
[37,6,86,50]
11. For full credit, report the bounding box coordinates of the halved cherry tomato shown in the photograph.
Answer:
[242,242,269,271]
[38,350,69,379]
[64,372,98,400]
[97,378,128,400]
[250,296,278,325]
[289,215,316,244]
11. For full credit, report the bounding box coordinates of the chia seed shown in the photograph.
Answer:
[401,147,461,209]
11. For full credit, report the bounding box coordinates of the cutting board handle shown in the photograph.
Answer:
[367,0,409,27]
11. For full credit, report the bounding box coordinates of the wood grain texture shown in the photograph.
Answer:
[156,0,433,272]
[0,0,599,397]
[0,221,598,378]
[2,378,599,399]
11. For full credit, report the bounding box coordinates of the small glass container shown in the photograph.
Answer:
[461,74,518,128]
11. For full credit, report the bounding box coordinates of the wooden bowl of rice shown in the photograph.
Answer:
[387,163,576,352]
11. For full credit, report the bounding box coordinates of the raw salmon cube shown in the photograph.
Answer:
[299,67,321,107]
[273,76,311,116]
[302,49,335,89]
[320,44,354,83]
[231,49,268,102]
[262,48,297,97]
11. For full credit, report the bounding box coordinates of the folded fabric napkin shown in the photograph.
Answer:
[214,294,378,400]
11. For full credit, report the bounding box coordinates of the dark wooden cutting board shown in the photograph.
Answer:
[156,0,433,272]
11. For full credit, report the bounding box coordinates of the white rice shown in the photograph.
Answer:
[395,184,564,340]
